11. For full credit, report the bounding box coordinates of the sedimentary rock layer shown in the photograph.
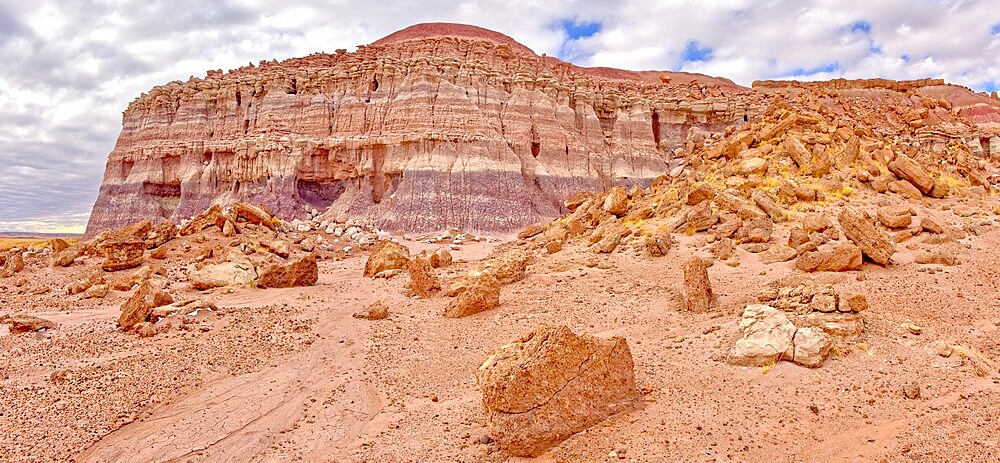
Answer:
[86,23,759,236]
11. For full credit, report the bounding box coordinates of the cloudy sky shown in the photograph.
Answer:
[1,0,998,233]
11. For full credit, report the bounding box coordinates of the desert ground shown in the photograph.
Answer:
[2,190,999,463]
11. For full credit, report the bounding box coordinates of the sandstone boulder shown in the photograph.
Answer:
[679,201,719,232]
[686,183,715,205]
[517,223,547,240]
[888,153,934,194]
[180,205,223,235]
[6,315,57,333]
[189,256,258,290]
[738,157,768,175]
[752,190,786,222]
[602,186,629,217]
[261,240,291,258]
[759,245,798,264]
[791,327,833,368]
[364,241,411,277]
[83,284,110,299]
[564,192,594,211]
[683,257,716,312]
[477,324,639,457]
[914,249,959,266]
[67,270,106,295]
[795,243,863,272]
[119,278,173,329]
[715,191,766,221]
[444,273,500,318]
[232,203,275,230]
[405,257,441,297]
[257,255,319,288]
[353,301,389,320]
[727,304,795,366]
[889,179,922,199]
[99,241,146,272]
[0,252,25,278]
[145,222,177,249]
[783,137,812,173]
[428,248,453,268]
[484,250,531,284]
[51,243,84,267]
[645,226,672,257]
[838,206,895,266]
[877,205,913,229]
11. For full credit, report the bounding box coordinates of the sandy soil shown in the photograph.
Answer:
[1,205,999,462]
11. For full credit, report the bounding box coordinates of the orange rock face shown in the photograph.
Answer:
[85,23,758,237]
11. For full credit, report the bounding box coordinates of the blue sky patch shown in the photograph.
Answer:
[849,21,872,34]
[682,41,712,62]
[781,62,841,77]
[559,19,601,39]
[991,24,1000,35]
[979,81,999,92]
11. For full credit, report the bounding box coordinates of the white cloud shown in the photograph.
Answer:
[1,0,999,232]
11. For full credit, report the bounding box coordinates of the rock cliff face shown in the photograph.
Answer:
[85,23,759,237]
[86,23,1000,237]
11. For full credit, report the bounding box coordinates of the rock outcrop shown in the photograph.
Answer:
[85,23,758,237]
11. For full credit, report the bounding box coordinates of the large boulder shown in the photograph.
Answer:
[99,241,146,272]
[256,255,319,288]
[727,305,796,366]
[838,206,895,266]
[51,243,84,267]
[794,242,863,272]
[888,153,934,194]
[145,222,178,249]
[443,273,500,318]
[483,250,531,284]
[602,186,629,216]
[477,325,640,457]
[232,202,275,230]
[119,277,173,329]
[189,254,258,290]
[683,257,716,312]
[364,241,410,277]
[179,205,224,235]
[405,257,441,297]
[792,327,834,368]
[876,204,913,229]
[0,252,25,278]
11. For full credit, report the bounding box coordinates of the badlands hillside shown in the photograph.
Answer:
[2,22,1000,462]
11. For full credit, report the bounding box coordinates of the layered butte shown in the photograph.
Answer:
[85,23,1000,237]
[85,23,759,236]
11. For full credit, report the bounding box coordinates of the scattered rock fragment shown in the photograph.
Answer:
[6,315,57,333]
[353,301,389,320]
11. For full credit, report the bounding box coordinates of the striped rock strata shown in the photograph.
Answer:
[85,23,758,236]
